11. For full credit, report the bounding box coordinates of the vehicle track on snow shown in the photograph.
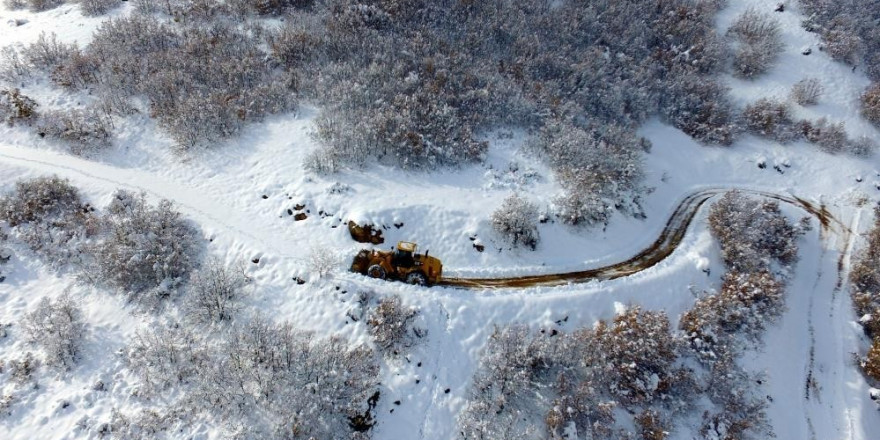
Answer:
[440,188,847,289]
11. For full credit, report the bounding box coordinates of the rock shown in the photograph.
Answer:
[294,203,305,211]
[348,221,385,244]
[294,213,308,221]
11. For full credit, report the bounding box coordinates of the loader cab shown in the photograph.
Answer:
[393,241,417,268]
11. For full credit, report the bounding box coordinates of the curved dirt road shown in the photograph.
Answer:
[440,188,844,289]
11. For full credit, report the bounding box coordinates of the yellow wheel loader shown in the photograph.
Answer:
[350,241,442,286]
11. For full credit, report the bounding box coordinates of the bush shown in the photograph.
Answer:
[660,74,737,145]
[533,120,645,226]
[741,98,796,142]
[21,32,78,72]
[184,259,250,323]
[460,308,694,440]
[2,0,27,9]
[0,88,39,126]
[22,294,86,370]
[791,78,823,106]
[865,339,880,383]
[77,0,118,15]
[851,207,880,340]
[0,176,95,266]
[367,295,424,356]
[91,190,201,304]
[491,194,540,250]
[681,271,785,360]
[728,9,783,78]
[36,107,113,155]
[863,83,880,127]
[800,117,848,154]
[125,325,206,395]
[64,16,296,151]
[708,191,801,273]
[191,318,379,440]
[0,176,83,227]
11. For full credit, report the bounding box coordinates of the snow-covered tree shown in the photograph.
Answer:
[491,194,540,250]
[22,294,86,370]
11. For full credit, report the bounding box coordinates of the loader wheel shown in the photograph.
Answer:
[406,271,427,286]
[367,264,386,280]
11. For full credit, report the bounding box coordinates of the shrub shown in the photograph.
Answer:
[863,83,880,127]
[708,191,801,273]
[0,176,95,266]
[67,16,296,151]
[800,117,848,154]
[77,0,118,15]
[197,316,381,439]
[851,207,880,339]
[184,259,250,323]
[36,107,113,155]
[460,308,694,440]
[660,74,737,145]
[5,352,39,384]
[0,88,39,126]
[791,78,823,106]
[728,9,783,78]
[680,271,785,360]
[865,339,880,383]
[91,190,201,304]
[2,0,28,9]
[21,32,77,72]
[0,176,83,228]
[534,120,645,226]
[741,98,796,142]
[22,294,86,370]
[367,295,424,356]
[491,194,540,250]
[125,325,206,395]
[850,135,877,157]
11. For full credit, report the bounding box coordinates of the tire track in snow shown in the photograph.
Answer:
[0,145,307,267]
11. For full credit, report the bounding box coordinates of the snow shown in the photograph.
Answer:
[2,1,880,439]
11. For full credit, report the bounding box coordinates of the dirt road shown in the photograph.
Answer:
[440,188,844,289]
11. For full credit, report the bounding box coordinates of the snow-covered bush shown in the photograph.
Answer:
[0,176,81,227]
[699,351,771,440]
[865,339,880,383]
[800,117,848,154]
[125,325,206,395]
[680,271,785,359]
[36,107,113,155]
[91,190,201,304]
[126,315,381,439]
[800,0,880,80]
[77,0,118,15]
[201,316,380,439]
[850,135,878,157]
[367,295,424,356]
[851,207,880,340]
[460,308,695,440]
[0,176,95,266]
[0,88,38,126]
[708,191,801,273]
[660,74,738,145]
[5,0,64,11]
[55,16,296,151]
[863,83,880,127]
[728,9,783,78]
[533,120,645,226]
[20,32,77,72]
[491,194,539,250]
[791,78,823,106]
[22,294,86,370]
[741,98,796,142]
[184,259,250,323]
[5,352,39,384]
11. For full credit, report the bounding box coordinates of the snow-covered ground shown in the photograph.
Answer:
[2,1,880,439]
